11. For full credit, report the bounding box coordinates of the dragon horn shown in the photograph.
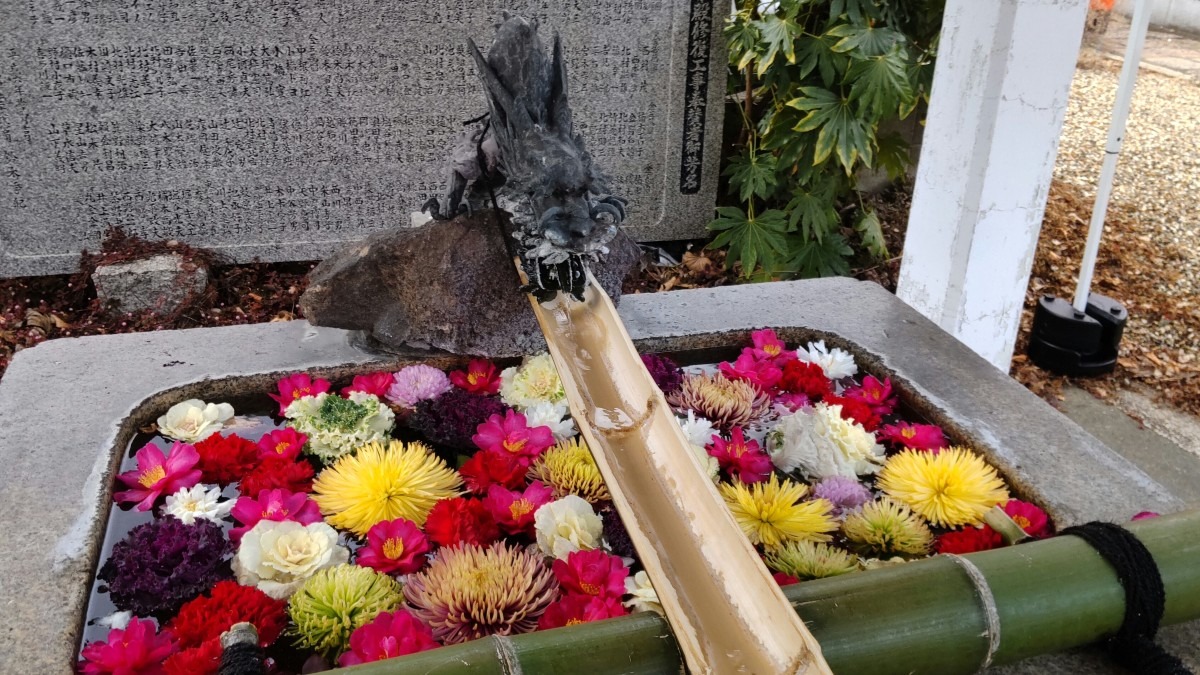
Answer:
[549,33,573,133]
[467,37,533,134]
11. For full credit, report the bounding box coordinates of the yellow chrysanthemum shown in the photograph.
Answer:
[312,440,462,536]
[765,540,859,580]
[719,475,838,548]
[842,497,933,557]
[877,447,1009,528]
[528,437,611,503]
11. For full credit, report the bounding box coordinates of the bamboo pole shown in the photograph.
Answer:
[342,510,1200,674]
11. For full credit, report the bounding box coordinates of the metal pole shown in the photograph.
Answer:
[1073,0,1154,311]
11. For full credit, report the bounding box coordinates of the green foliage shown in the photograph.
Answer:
[709,0,943,279]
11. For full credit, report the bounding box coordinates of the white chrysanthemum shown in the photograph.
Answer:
[624,571,663,614]
[285,392,395,462]
[534,495,604,560]
[795,340,858,381]
[523,400,577,441]
[157,399,234,443]
[678,410,716,448]
[500,353,565,409]
[163,484,231,525]
[768,403,885,479]
[233,520,350,599]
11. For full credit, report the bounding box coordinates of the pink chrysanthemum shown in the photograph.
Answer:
[338,610,440,666]
[706,427,774,483]
[255,427,307,461]
[355,518,431,575]
[341,372,396,398]
[811,475,873,517]
[229,488,322,542]
[79,617,179,675]
[114,441,202,512]
[269,373,331,416]
[878,422,948,452]
[386,365,452,408]
[483,481,555,535]
[471,410,555,467]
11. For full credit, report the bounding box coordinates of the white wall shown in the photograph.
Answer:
[1115,0,1200,34]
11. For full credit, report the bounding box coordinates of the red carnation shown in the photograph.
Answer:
[779,361,832,400]
[936,525,1003,555]
[459,450,527,495]
[163,638,222,675]
[193,433,260,486]
[167,580,288,649]
[424,497,500,548]
[238,456,314,496]
[773,571,800,586]
[824,395,881,432]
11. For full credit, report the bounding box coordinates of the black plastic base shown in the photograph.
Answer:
[1027,292,1128,377]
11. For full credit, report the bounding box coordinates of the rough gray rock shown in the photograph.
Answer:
[300,211,643,356]
[91,254,208,316]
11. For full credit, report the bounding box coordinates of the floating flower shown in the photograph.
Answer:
[288,564,404,659]
[500,353,566,409]
[410,389,507,450]
[485,481,555,535]
[167,580,287,650]
[338,609,440,666]
[460,450,528,495]
[748,328,793,364]
[719,476,838,548]
[229,488,322,542]
[238,456,314,496]
[641,352,684,394]
[779,360,832,400]
[1132,511,1160,521]
[719,352,783,392]
[843,376,897,416]
[878,447,1010,528]
[234,520,350,600]
[822,394,882,432]
[765,540,859,580]
[404,542,559,644]
[98,519,231,618]
[707,427,773,483]
[162,637,221,675]
[96,610,133,631]
[312,440,462,536]
[157,399,235,443]
[601,507,637,559]
[163,484,232,525]
[774,392,812,414]
[79,616,178,675]
[528,437,611,503]
[553,549,628,600]
[795,340,857,380]
[269,374,331,416]
[1004,499,1051,537]
[386,364,452,408]
[285,391,396,462]
[773,571,801,586]
[341,372,395,398]
[768,403,886,479]
[936,525,1003,554]
[842,498,934,557]
[522,400,578,441]
[449,358,502,395]
[256,427,307,461]
[623,571,663,614]
[810,476,873,517]
[423,497,500,548]
[538,594,627,629]
[472,409,555,466]
[877,422,947,452]
[114,441,202,511]
[677,410,717,448]
[534,495,605,559]
[667,372,771,431]
[193,432,260,486]
[355,518,431,575]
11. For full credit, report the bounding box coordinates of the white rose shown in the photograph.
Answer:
[157,399,234,442]
[233,520,349,599]
[534,495,604,560]
[623,570,664,614]
[768,403,885,479]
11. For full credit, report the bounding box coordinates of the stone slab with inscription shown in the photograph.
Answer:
[0,0,726,277]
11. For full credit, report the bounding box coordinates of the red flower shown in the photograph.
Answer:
[229,488,322,542]
[719,352,782,392]
[936,525,1003,554]
[779,361,832,400]
[339,610,440,666]
[238,456,314,496]
[1004,500,1051,538]
[255,427,306,461]
[484,481,554,535]
[424,497,500,548]
[268,373,331,416]
[877,422,947,452]
[341,372,396,398]
[355,518,431,575]
[537,594,627,630]
[552,549,628,600]
[167,581,287,649]
[471,410,555,467]
[824,395,881,432]
[449,358,502,395]
[843,376,897,417]
[773,571,800,586]
[114,442,203,512]
[459,450,528,495]
[193,433,260,486]
[79,617,179,675]
[163,638,221,675]
[706,427,774,483]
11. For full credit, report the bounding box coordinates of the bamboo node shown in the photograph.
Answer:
[944,553,1002,670]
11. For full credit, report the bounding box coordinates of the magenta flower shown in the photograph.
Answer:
[878,422,947,452]
[844,376,898,416]
[1004,499,1051,538]
[552,549,629,600]
[719,352,782,392]
[229,489,322,542]
[79,616,179,675]
[706,427,773,483]
[268,373,331,415]
[471,409,555,467]
[747,328,795,365]
[774,392,811,413]
[483,481,555,535]
[1132,511,1160,521]
[355,518,431,576]
[114,442,202,512]
[338,610,440,666]
[341,372,396,398]
[386,364,453,408]
[255,427,307,461]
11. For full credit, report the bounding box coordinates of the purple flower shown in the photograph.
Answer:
[811,476,873,517]
[409,389,506,450]
[641,353,684,394]
[98,518,232,619]
[386,365,452,408]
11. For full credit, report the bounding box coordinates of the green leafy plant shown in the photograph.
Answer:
[712,0,943,279]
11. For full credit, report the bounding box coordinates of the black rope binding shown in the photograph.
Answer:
[1061,522,1193,675]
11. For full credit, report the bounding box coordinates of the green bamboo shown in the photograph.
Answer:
[341,510,1200,675]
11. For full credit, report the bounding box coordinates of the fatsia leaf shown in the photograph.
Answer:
[725,18,761,68]
[827,0,881,25]
[708,207,790,278]
[847,45,914,117]
[723,151,779,202]
[787,87,873,172]
[785,188,840,242]
[752,15,803,76]
[854,209,888,258]
[794,33,844,88]
[827,23,902,57]
[785,231,853,278]
[875,132,911,181]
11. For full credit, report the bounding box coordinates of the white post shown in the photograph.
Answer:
[896,0,1090,370]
